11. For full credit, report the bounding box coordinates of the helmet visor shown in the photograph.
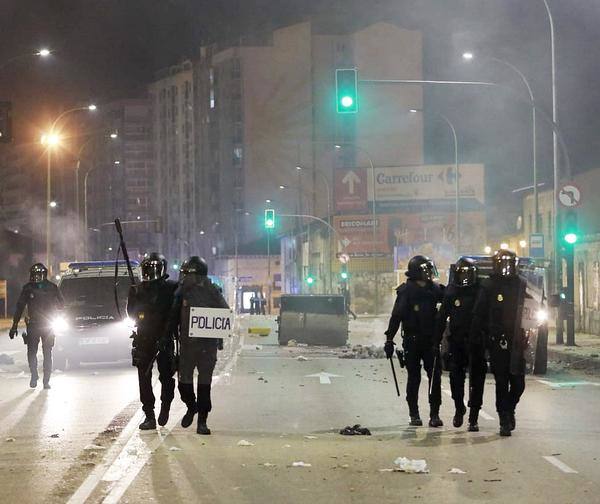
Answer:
[30,265,47,283]
[495,254,518,277]
[420,261,438,282]
[452,264,477,287]
[141,261,164,281]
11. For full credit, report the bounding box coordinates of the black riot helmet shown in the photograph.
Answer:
[140,253,167,282]
[406,255,438,282]
[492,249,518,278]
[450,257,478,287]
[180,256,208,278]
[30,263,48,283]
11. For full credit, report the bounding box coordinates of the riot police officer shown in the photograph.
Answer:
[470,249,527,437]
[168,256,228,435]
[127,253,178,430]
[9,263,64,389]
[384,255,445,427]
[436,258,487,431]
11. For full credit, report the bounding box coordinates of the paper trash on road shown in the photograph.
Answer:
[297,355,310,361]
[287,339,298,347]
[169,446,183,452]
[5,437,15,442]
[448,468,466,474]
[291,461,312,467]
[393,457,429,473]
[84,444,106,450]
[237,439,255,447]
[304,435,318,440]
[261,462,276,467]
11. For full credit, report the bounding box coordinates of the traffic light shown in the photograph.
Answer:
[340,263,349,281]
[305,274,315,286]
[562,210,578,245]
[0,102,13,143]
[335,69,358,114]
[264,209,275,229]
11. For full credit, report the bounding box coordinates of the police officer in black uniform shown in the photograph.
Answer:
[436,257,487,431]
[168,256,228,435]
[127,253,178,430]
[9,263,64,389]
[470,249,527,437]
[384,255,445,427]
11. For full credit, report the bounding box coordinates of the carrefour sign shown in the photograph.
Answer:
[369,164,484,204]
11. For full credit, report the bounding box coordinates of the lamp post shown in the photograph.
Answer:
[462,52,539,233]
[42,104,97,269]
[0,48,51,71]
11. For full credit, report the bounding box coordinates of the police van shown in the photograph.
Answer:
[52,261,141,369]
[460,255,549,375]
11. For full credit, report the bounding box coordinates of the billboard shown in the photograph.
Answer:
[334,168,368,212]
[368,164,484,204]
[334,215,389,257]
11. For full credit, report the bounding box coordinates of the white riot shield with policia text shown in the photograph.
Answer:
[188,307,234,339]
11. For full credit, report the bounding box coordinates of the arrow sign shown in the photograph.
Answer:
[341,170,360,195]
[305,372,343,384]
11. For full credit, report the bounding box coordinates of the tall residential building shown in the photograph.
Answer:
[86,99,156,260]
[193,21,424,256]
[148,61,197,265]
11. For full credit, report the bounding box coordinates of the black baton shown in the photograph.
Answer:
[389,355,400,397]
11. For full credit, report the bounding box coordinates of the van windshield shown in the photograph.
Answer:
[60,277,132,308]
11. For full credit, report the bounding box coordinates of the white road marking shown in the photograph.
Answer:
[543,456,578,474]
[305,372,343,384]
[69,335,244,504]
[537,379,600,388]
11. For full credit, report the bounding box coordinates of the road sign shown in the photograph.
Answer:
[188,307,234,339]
[333,215,389,257]
[559,184,582,208]
[529,233,545,258]
[305,372,343,384]
[335,168,368,212]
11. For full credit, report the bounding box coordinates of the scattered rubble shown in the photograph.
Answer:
[287,340,298,347]
[297,356,309,362]
[304,435,318,440]
[83,444,105,451]
[5,437,15,442]
[291,461,312,468]
[339,345,386,359]
[393,457,429,474]
[169,447,183,452]
[237,440,255,447]
[340,424,371,436]
[448,468,466,474]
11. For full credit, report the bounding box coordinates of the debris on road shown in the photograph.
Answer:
[338,345,386,359]
[339,424,372,436]
[287,339,298,347]
[50,433,60,438]
[237,439,255,447]
[282,444,292,448]
[304,435,318,440]
[484,479,502,482]
[83,444,106,451]
[291,461,312,467]
[5,437,15,442]
[393,457,429,474]
[169,446,183,452]
[448,468,466,474]
[297,355,310,361]
[261,462,276,467]
[0,354,15,365]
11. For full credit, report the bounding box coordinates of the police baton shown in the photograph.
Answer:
[428,352,438,399]
[389,354,401,397]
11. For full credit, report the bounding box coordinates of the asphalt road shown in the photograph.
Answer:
[0,321,599,504]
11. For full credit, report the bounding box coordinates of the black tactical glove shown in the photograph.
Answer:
[9,326,17,340]
[384,340,395,359]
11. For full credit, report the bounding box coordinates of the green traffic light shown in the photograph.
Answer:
[264,209,275,229]
[340,271,348,280]
[340,96,354,108]
[305,276,314,285]
[564,233,577,245]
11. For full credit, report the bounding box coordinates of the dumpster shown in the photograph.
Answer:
[277,295,348,346]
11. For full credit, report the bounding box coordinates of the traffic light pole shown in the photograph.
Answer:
[565,246,575,346]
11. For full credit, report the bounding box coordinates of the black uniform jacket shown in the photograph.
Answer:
[385,279,444,343]
[435,284,480,347]
[168,275,229,350]
[127,278,178,342]
[13,281,64,328]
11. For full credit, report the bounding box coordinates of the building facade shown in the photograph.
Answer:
[149,61,198,265]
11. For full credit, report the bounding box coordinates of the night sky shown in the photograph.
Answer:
[1,0,599,228]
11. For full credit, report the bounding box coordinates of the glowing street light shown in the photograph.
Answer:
[41,133,61,147]
[519,239,527,248]
[462,51,474,61]
[110,132,118,139]
[49,201,57,208]
[88,104,97,111]
[484,245,492,254]
[37,48,51,57]
[500,242,509,250]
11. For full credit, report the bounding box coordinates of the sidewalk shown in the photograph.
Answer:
[547,331,600,373]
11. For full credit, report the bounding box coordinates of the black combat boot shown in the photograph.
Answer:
[453,404,467,428]
[181,404,197,428]
[196,411,211,435]
[43,381,51,390]
[509,411,516,431]
[409,408,423,426]
[429,413,444,428]
[158,402,171,427]
[499,412,511,437]
[139,414,156,430]
[30,375,38,388]
[467,408,479,432]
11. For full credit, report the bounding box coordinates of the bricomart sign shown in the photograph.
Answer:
[368,164,485,204]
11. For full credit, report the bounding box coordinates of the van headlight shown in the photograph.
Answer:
[51,315,69,333]
[121,316,137,331]
[535,309,548,324]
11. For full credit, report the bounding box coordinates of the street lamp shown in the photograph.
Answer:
[43,104,98,270]
[37,48,51,58]
[462,51,539,234]
[0,48,53,71]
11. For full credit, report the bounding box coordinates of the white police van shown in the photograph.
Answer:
[52,261,140,370]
